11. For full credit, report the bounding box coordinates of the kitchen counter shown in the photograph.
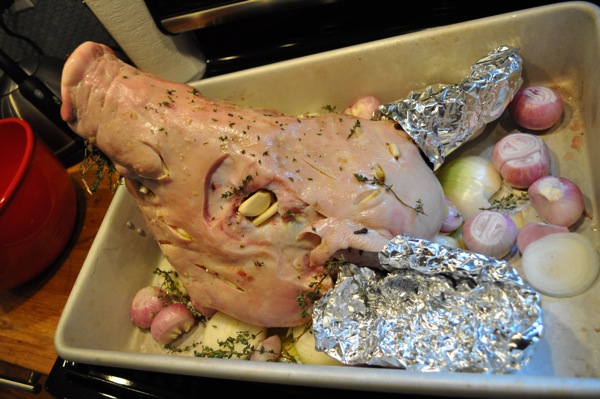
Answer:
[0,163,114,377]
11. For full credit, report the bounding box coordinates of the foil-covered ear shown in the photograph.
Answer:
[375,46,523,171]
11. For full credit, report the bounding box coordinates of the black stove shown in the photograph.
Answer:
[45,1,595,398]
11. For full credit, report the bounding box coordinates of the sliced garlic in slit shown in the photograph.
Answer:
[388,142,400,159]
[238,189,272,217]
[252,202,279,226]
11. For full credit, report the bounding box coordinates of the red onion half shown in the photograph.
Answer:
[492,132,550,189]
[462,210,518,258]
[517,222,569,253]
[508,85,564,130]
[150,303,196,345]
[528,176,584,227]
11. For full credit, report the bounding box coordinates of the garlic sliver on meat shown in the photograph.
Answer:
[252,202,279,226]
[388,142,400,159]
[238,190,273,217]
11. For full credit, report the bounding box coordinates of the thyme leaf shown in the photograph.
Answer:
[353,173,426,215]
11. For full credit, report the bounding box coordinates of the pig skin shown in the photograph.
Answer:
[61,41,446,327]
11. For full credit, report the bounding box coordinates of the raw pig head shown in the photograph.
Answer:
[61,41,446,327]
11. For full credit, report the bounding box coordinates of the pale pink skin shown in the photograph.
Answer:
[517,222,569,253]
[130,285,170,329]
[61,42,446,327]
[250,334,282,362]
[462,210,518,258]
[150,303,195,345]
[508,85,564,130]
[492,132,550,189]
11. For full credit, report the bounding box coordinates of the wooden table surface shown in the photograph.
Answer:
[0,163,114,376]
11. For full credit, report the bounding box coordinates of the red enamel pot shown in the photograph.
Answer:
[0,117,77,289]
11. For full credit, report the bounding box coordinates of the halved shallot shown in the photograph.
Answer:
[516,222,569,253]
[130,285,170,329]
[462,210,518,258]
[508,85,564,130]
[150,303,196,345]
[528,176,584,227]
[521,232,599,298]
[492,132,550,189]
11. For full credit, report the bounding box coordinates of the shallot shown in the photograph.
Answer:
[343,95,381,119]
[492,132,550,189]
[462,210,518,258]
[150,303,196,345]
[250,335,282,362]
[528,176,584,227]
[517,222,569,253]
[508,85,564,130]
[130,286,170,329]
[521,232,599,297]
[439,196,463,233]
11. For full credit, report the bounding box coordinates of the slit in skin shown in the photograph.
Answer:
[300,157,335,179]
[195,264,245,292]
[141,141,171,179]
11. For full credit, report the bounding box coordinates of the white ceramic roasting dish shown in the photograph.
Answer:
[55,2,600,397]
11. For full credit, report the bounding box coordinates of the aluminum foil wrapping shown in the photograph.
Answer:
[312,235,543,374]
[374,45,523,170]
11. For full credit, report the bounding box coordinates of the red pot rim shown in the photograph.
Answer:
[0,118,34,214]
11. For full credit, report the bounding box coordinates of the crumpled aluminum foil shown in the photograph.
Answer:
[312,235,543,374]
[374,45,523,170]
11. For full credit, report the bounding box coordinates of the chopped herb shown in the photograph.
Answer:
[347,120,361,139]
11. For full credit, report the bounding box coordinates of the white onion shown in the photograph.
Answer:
[432,234,464,249]
[508,85,564,130]
[291,323,342,365]
[130,286,170,329]
[517,222,569,253]
[528,176,584,227]
[492,132,550,189]
[436,155,503,219]
[150,303,196,345]
[521,232,600,297]
[202,311,267,357]
[462,210,518,258]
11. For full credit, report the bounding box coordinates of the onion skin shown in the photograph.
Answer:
[462,210,518,258]
[130,286,170,329]
[492,133,550,189]
[508,85,564,130]
[528,176,584,227]
[150,303,196,345]
[517,222,569,253]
